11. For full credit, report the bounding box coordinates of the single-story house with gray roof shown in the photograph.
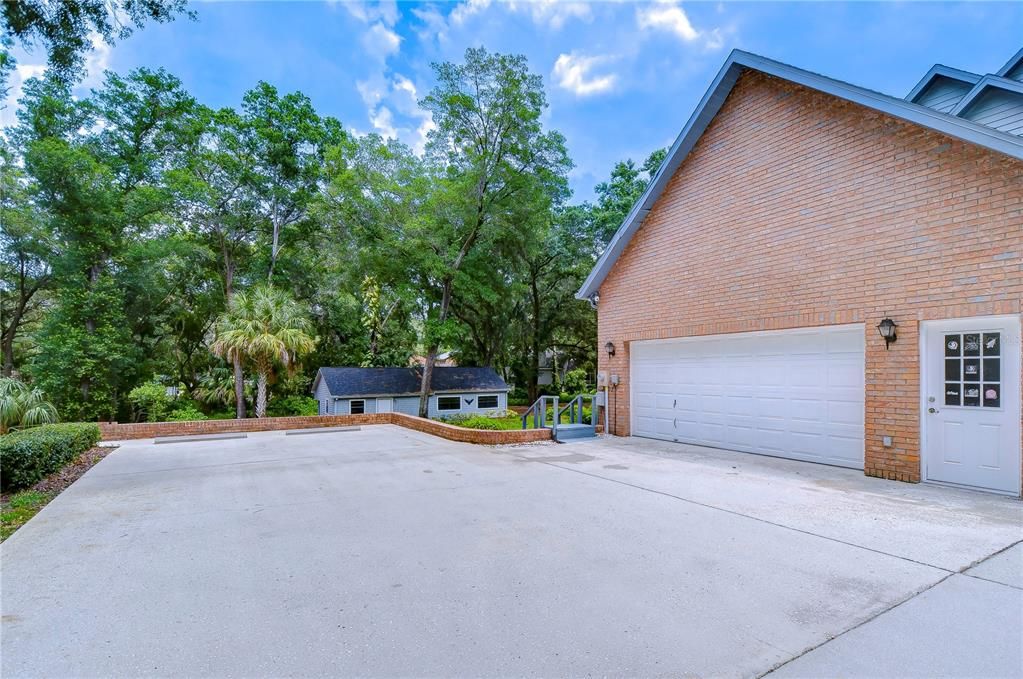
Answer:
[312,366,510,418]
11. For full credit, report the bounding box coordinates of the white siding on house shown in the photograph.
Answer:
[960,90,1023,136]
[915,76,973,113]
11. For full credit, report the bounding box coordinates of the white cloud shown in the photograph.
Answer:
[369,106,397,139]
[508,0,591,29]
[637,1,700,42]
[81,32,112,89]
[357,73,435,154]
[341,0,398,27]
[411,5,450,43]
[450,0,492,26]
[552,53,618,97]
[1,62,47,128]
[361,22,401,61]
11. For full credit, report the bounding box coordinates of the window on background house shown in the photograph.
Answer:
[478,395,499,409]
[438,396,461,411]
[350,400,365,415]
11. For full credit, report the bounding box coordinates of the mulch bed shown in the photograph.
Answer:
[1,446,116,504]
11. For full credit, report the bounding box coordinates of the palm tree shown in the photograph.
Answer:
[210,286,317,418]
[0,377,58,434]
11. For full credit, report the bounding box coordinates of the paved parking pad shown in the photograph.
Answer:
[2,426,1020,677]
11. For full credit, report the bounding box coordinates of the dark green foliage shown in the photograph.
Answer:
[0,422,101,491]
[266,395,318,417]
[165,405,207,421]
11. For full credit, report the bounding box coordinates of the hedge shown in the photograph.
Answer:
[0,423,102,491]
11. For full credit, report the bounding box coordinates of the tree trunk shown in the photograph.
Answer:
[222,268,247,420]
[233,356,246,419]
[418,349,436,418]
[418,280,453,417]
[255,369,268,418]
[527,276,542,403]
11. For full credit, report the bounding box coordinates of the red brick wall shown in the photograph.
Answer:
[98,413,552,445]
[597,71,1023,484]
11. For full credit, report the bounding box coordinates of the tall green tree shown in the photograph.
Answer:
[410,47,571,416]
[588,148,667,255]
[169,104,261,417]
[0,141,52,376]
[210,285,317,418]
[20,68,195,419]
[2,0,191,81]
[241,83,326,283]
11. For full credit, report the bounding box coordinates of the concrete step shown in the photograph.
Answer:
[555,424,596,441]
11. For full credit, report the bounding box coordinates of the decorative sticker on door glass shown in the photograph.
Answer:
[983,358,1000,382]
[945,334,961,357]
[941,330,1000,408]
[962,334,981,357]
[983,333,1000,356]
[944,359,960,381]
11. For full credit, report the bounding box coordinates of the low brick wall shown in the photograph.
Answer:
[98,413,552,445]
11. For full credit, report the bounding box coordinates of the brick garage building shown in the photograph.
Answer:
[579,50,1023,495]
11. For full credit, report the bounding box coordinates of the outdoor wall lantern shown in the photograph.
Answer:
[605,341,616,359]
[877,317,898,350]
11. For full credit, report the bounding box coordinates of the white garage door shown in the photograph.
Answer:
[631,325,865,469]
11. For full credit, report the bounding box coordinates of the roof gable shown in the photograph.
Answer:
[314,366,509,398]
[950,74,1023,114]
[576,49,1023,301]
[905,64,981,105]
[997,47,1023,81]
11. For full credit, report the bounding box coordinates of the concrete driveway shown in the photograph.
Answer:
[2,426,1020,678]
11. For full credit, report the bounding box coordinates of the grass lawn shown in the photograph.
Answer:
[1,491,54,541]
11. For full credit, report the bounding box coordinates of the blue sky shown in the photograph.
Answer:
[5,1,1022,200]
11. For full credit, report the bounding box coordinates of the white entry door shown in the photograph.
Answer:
[631,325,865,469]
[923,316,1021,494]
[376,397,393,413]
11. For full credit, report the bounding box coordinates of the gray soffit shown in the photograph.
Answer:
[576,49,1023,301]
[906,64,982,102]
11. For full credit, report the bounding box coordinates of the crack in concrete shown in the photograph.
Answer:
[506,448,1023,678]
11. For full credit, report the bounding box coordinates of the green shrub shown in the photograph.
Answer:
[266,395,318,417]
[0,423,101,491]
[166,406,208,421]
[562,368,589,395]
[127,381,174,422]
[457,415,501,430]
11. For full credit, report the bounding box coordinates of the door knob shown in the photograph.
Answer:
[928,407,938,414]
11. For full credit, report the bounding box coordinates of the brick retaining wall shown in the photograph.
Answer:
[98,413,552,445]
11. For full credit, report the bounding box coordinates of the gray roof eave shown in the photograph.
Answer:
[996,48,1023,78]
[326,388,510,399]
[905,64,982,102]
[576,49,1023,301]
